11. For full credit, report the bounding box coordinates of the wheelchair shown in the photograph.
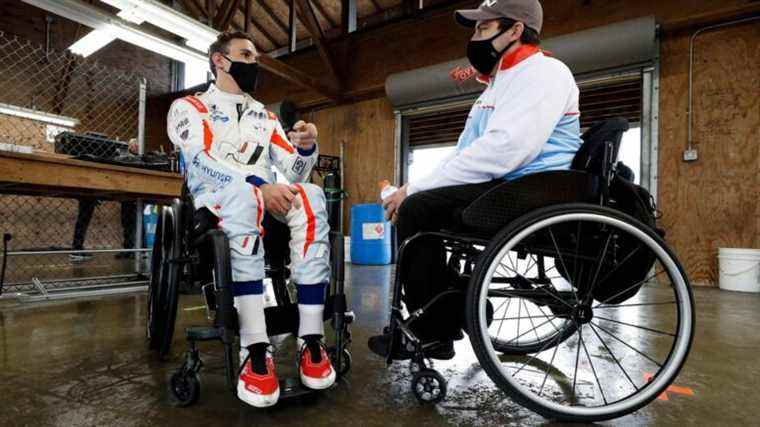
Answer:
[146,160,353,407]
[383,118,694,423]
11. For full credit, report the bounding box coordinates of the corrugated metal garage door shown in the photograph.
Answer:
[406,74,642,147]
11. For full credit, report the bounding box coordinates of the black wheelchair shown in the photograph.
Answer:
[146,157,353,407]
[383,118,694,422]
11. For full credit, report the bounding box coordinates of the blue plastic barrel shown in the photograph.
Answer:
[143,205,159,248]
[350,204,392,265]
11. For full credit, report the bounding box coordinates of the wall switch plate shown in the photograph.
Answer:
[683,149,698,162]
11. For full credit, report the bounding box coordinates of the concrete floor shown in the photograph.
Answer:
[0,264,758,426]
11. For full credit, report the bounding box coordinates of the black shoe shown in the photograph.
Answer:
[425,340,455,360]
[368,331,414,360]
[368,332,456,361]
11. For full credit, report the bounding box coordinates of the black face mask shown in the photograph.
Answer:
[223,55,258,93]
[466,29,516,76]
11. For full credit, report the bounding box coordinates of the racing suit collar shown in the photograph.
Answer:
[475,44,542,84]
[207,83,263,110]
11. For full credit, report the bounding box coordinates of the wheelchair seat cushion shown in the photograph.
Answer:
[461,170,599,233]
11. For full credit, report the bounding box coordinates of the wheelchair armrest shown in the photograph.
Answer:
[461,170,599,233]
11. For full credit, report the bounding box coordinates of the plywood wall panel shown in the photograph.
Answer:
[658,22,760,286]
[309,97,395,232]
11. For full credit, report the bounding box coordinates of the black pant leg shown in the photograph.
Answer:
[395,180,502,341]
[73,199,98,250]
[120,201,137,249]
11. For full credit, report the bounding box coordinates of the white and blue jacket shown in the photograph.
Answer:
[407,45,583,195]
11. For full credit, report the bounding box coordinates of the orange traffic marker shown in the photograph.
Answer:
[643,372,695,401]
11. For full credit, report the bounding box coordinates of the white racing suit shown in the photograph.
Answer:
[167,83,330,347]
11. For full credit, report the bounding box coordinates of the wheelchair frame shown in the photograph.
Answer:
[147,160,353,407]
[380,118,695,422]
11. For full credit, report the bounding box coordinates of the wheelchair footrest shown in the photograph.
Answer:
[186,326,222,341]
[278,377,318,399]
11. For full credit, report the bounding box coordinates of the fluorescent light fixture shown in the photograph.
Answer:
[102,0,218,49]
[68,29,116,57]
[22,0,208,66]
[117,7,145,25]
[185,38,212,52]
[0,102,79,128]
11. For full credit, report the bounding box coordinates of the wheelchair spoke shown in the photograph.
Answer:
[588,322,639,392]
[504,316,559,345]
[512,319,575,377]
[571,324,582,404]
[591,321,662,367]
[595,316,675,337]
[594,242,645,286]
[521,298,542,343]
[496,264,574,309]
[549,228,578,301]
[584,234,613,304]
[516,297,522,344]
[593,268,667,307]
[573,221,582,287]
[495,297,512,339]
[579,324,608,405]
[538,327,562,397]
[492,314,558,321]
[595,301,676,309]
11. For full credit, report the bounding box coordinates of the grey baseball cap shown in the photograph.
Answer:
[455,0,543,34]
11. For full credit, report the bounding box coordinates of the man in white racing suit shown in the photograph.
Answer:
[167,31,334,408]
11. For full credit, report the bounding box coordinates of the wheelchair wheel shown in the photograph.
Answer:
[466,204,694,422]
[411,369,447,404]
[147,205,181,357]
[328,347,352,376]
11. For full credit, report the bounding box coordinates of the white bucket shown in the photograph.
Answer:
[718,248,760,293]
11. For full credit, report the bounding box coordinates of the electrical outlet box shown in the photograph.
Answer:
[683,149,698,162]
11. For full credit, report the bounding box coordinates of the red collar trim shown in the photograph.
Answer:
[477,44,542,84]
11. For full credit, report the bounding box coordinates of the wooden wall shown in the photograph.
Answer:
[308,98,396,229]
[658,22,760,286]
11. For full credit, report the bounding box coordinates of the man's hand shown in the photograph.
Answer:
[382,184,408,224]
[287,120,318,151]
[260,183,301,216]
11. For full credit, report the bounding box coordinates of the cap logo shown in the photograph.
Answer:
[481,0,497,7]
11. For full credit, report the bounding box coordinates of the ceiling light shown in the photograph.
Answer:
[68,29,116,57]
[0,102,79,128]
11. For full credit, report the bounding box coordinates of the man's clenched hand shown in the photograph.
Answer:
[287,120,318,151]
[260,183,301,216]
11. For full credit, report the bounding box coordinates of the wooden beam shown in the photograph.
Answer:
[294,0,342,87]
[257,54,339,99]
[221,0,242,30]
[244,0,251,33]
[248,16,282,47]
[249,0,290,36]
[309,0,337,29]
[214,0,240,29]
[177,0,208,21]
[341,0,357,34]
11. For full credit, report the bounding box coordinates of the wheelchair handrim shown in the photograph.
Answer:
[476,211,693,418]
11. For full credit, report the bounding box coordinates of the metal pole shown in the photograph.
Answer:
[135,78,147,273]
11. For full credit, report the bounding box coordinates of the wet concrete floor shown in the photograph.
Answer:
[0,264,758,426]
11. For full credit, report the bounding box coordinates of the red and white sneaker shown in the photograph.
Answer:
[237,345,280,408]
[298,335,336,390]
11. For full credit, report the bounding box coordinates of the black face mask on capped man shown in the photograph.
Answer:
[223,55,259,93]
[466,28,516,75]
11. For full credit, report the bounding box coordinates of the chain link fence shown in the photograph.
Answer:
[0,31,151,297]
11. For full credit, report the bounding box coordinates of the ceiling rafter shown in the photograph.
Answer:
[294,0,342,89]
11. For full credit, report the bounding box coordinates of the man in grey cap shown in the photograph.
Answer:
[372,0,583,360]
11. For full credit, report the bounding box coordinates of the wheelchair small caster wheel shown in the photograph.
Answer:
[411,369,446,404]
[409,359,431,375]
[328,347,352,376]
[169,370,200,407]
